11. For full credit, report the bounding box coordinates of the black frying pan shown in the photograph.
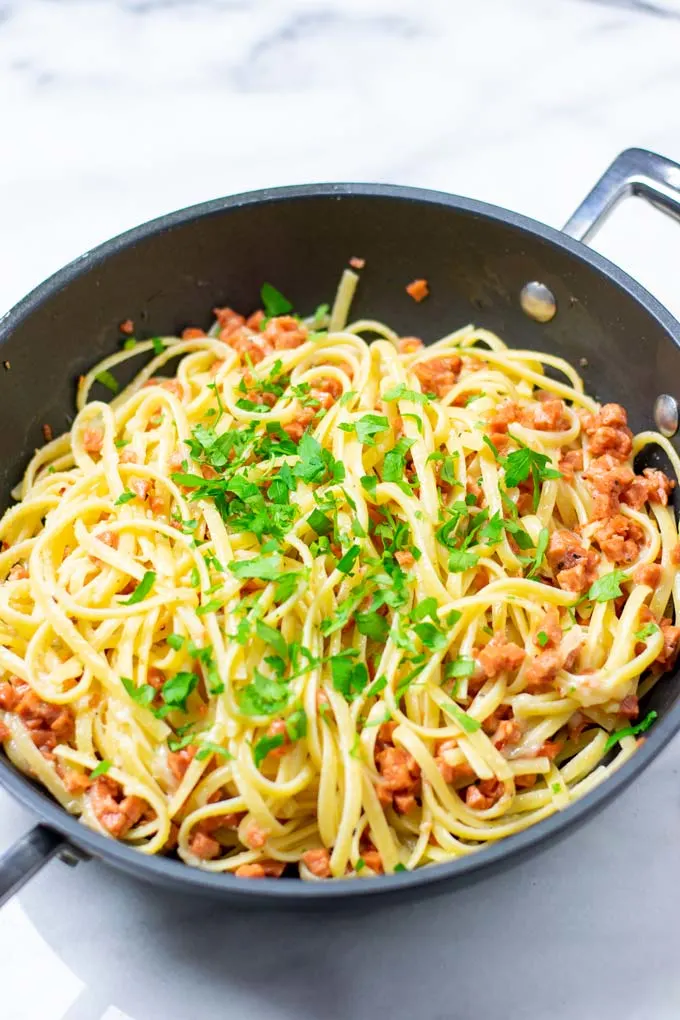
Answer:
[1,147,680,910]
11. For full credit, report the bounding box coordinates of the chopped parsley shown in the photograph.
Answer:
[228,555,283,581]
[337,544,361,575]
[90,760,111,778]
[121,570,156,605]
[196,741,234,762]
[167,633,185,651]
[635,622,659,641]
[383,383,430,405]
[114,491,136,505]
[604,709,658,751]
[151,337,165,356]
[121,676,156,707]
[95,370,119,394]
[261,282,293,318]
[587,570,627,603]
[161,671,199,711]
[536,630,549,647]
[445,657,476,678]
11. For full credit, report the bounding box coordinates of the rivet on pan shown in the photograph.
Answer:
[58,846,90,868]
[654,394,679,438]
[519,281,557,323]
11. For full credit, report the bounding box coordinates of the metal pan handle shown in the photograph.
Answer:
[0,825,84,908]
[562,147,680,243]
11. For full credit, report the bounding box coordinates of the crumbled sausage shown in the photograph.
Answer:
[243,821,269,850]
[656,618,680,668]
[90,776,146,838]
[398,336,424,354]
[621,468,675,510]
[466,779,503,810]
[558,449,584,480]
[181,327,206,339]
[584,456,635,519]
[413,356,462,399]
[83,428,104,454]
[633,563,661,588]
[190,830,221,860]
[594,515,645,565]
[406,279,429,302]
[582,404,633,461]
[477,634,525,678]
[168,744,197,781]
[302,848,332,877]
[349,256,365,269]
[546,530,599,593]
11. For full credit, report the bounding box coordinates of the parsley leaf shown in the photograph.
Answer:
[526,527,550,579]
[167,633,184,651]
[114,491,136,505]
[238,670,290,716]
[121,570,156,605]
[361,475,378,498]
[95,370,119,394]
[383,437,415,484]
[256,619,288,660]
[412,597,438,623]
[536,630,549,647]
[161,671,199,711]
[604,709,658,752]
[354,414,390,446]
[90,759,111,778]
[151,337,165,356]
[587,569,627,603]
[445,657,476,678]
[503,445,561,490]
[330,654,368,700]
[196,741,234,762]
[440,697,481,733]
[413,621,448,651]
[253,732,285,767]
[383,383,430,405]
[635,622,659,641]
[307,508,333,536]
[229,555,282,581]
[448,549,479,573]
[261,283,293,318]
[337,544,361,574]
[356,610,389,641]
[121,676,156,707]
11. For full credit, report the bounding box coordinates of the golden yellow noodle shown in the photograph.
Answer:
[0,270,678,880]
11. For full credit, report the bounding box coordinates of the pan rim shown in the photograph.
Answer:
[1,180,679,900]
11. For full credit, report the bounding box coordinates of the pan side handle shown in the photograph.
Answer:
[562,147,680,243]
[0,825,85,908]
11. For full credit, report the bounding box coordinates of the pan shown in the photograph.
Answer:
[1,147,679,909]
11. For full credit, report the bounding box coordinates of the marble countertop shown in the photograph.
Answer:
[2,1,680,1018]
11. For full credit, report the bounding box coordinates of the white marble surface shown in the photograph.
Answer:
[2,0,680,1017]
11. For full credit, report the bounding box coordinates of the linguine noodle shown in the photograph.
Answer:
[0,269,678,881]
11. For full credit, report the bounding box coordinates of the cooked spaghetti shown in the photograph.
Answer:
[0,268,678,881]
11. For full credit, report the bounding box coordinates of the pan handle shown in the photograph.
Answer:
[562,147,680,243]
[0,825,85,908]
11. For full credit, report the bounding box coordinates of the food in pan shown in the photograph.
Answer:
[0,267,677,880]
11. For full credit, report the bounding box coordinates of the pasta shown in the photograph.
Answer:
[0,269,678,882]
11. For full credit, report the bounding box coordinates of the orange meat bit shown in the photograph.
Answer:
[302,848,332,878]
[119,318,134,335]
[168,744,197,781]
[466,779,503,810]
[633,563,661,588]
[0,721,10,742]
[582,403,633,461]
[190,831,221,860]
[89,776,145,838]
[397,336,424,354]
[82,428,103,454]
[406,278,429,302]
[362,850,383,873]
[349,256,365,269]
[594,515,644,565]
[413,355,461,399]
[477,635,525,678]
[546,530,599,593]
[181,327,206,339]
[235,860,285,878]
